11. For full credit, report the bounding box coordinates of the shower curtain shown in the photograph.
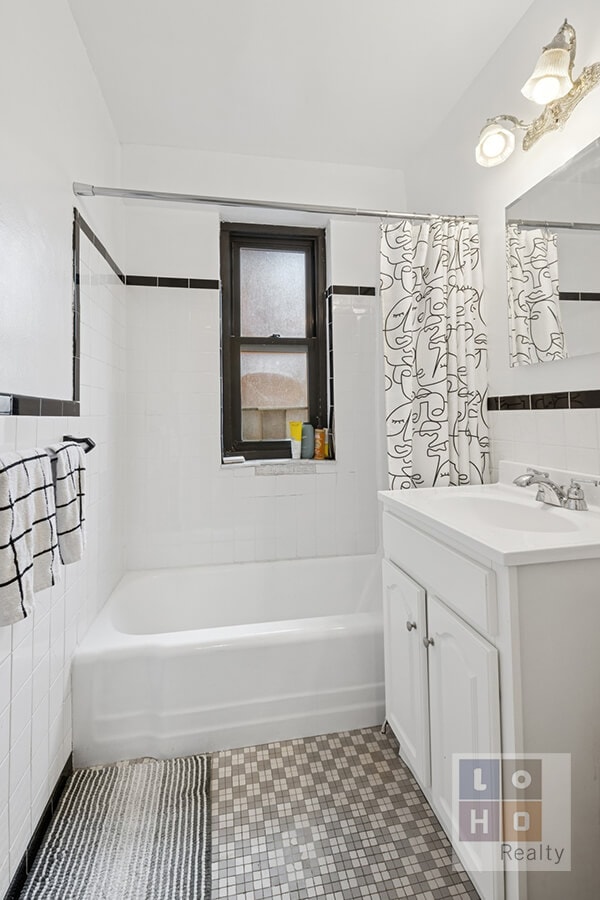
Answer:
[506,224,567,366]
[380,218,489,490]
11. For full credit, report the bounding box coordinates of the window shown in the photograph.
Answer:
[221,223,327,460]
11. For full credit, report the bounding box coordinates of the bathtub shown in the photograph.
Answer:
[72,555,384,766]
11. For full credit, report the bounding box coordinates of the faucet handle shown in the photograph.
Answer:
[527,467,549,477]
[570,477,600,487]
[565,477,599,511]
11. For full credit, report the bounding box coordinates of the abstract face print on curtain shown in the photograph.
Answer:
[506,225,567,366]
[380,219,489,490]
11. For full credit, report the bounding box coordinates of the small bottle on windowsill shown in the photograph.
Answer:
[301,423,314,459]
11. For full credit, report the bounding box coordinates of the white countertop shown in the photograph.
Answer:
[379,461,600,566]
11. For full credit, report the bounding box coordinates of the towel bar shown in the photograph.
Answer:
[62,435,96,454]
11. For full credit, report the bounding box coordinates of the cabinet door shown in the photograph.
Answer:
[382,559,430,788]
[427,595,503,900]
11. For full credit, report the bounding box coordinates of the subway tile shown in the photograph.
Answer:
[0,754,8,810]
[30,693,49,756]
[565,446,600,476]
[11,396,41,417]
[499,394,531,410]
[9,807,31,879]
[570,390,600,409]
[0,704,9,764]
[9,721,31,799]
[563,410,598,449]
[535,410,566,448]
[29,745,49,827]
[538,444,567,469]
[531,392,569,410]
[157,277,189,289]
[233,539,255,563]
[0,418,17,453]
[508,442,539,466]
[492,411,522,443]
[9,683,32,751]
[11,630,33,700]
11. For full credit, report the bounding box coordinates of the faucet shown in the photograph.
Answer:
[513,467,599,510]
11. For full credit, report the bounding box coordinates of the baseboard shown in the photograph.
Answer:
[3,754,73,900]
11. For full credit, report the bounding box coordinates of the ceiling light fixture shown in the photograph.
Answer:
[476,20,600,167]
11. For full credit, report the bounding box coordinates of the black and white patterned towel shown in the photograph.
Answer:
[48,442,86,565]
[0,450,60,626]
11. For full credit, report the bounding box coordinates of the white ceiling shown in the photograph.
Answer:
[68,0,535,170]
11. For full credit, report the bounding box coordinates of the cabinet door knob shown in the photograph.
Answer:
[406,621,417,632]
[423,637,434,648]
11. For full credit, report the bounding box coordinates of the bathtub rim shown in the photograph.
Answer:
[76,553,383,657]
[75,609,383,662]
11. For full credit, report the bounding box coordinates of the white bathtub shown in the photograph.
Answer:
[72,555,384,766]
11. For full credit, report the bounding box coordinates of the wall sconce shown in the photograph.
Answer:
[476,20,600,167]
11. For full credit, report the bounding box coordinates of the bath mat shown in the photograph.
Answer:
[20,754,211,900]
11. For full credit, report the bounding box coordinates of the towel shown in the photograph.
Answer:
[0,449,59,626]
[48,442,87,564]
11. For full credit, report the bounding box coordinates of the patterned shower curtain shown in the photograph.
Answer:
[506,224,567,366]
[380,218,489,490]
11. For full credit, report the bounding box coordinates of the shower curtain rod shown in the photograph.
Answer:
[508,217,600,232]
[72,182,478,223]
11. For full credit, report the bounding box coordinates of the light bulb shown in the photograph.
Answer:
[481,132,507,159]
[529,75,562,105]
[521,47,573,104]
[475,123,516,167]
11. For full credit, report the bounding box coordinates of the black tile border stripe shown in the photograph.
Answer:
[2,209,220,416]
[77,211,125,283]
[0,395,81,417]
[488,390,600,410]
[3,754,73,900]
[559,291,600,302]
[326,284,377,298]
[126,275,220,289]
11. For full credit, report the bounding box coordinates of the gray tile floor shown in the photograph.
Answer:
[211,727,480,899]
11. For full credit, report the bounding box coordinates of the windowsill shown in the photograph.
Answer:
[221,457,337,472]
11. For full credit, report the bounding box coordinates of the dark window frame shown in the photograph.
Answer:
[221,223,327,460]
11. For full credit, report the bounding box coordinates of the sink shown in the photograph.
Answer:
[434,495,581,533]
[379,462,600,564]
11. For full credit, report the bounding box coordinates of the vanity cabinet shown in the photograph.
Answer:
[381,560,429,787]
[382,554,501,900]
[380,475,600,900]
[427,595,500,840]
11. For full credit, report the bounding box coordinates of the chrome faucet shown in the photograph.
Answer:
[513,467,599,510]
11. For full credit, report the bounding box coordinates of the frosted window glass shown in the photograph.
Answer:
[241,349,308,440]
[240,248,306,337]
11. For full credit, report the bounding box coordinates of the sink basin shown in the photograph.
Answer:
[379,463,600,564]
[434,495,581,533]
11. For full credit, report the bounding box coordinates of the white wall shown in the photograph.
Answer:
[0,237,126,893]
[123,201,388,569]
[0,0,121,400]
[0,2,125,893]
[403,0,600,397]
[121,143,406,215]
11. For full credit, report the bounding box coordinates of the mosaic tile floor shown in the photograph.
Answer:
[211,727,480,899]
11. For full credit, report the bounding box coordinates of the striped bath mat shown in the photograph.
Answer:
[21,755,211,899]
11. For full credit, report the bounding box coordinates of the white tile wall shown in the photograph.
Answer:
[0,235,125,893]
[489,409,600,482]
[125,283,384,569]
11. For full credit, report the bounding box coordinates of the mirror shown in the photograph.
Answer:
[505,136,600,367]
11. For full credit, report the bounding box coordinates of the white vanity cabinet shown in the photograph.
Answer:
[427,595,500,840]
[381,560,429,787]
[380,472,600,900]
[382,537,502,900]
